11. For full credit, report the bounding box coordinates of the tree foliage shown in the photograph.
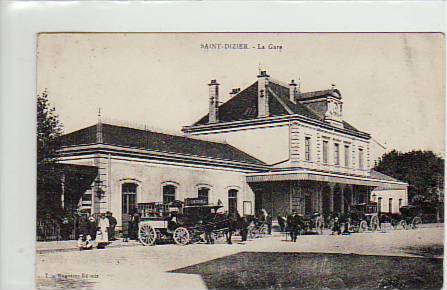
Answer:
[373,149,444,203]
[37,90,64,219]
[37,89,63,165]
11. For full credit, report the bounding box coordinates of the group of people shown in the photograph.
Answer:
[77,211,117,250]
[276,211,351,241]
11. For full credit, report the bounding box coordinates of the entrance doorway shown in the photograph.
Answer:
[333,186,342,213]
[344,187,353,210]
[322,186,331,215]
[254,190,263,215]
[304,193,312,215]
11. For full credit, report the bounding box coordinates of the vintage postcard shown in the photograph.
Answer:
[36,32,444,290]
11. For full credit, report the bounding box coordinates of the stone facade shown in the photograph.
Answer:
[60,147,257,228]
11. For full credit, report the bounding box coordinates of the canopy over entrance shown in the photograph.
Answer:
[246,169,407,190]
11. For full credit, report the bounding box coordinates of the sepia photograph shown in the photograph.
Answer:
[35,32,444,290]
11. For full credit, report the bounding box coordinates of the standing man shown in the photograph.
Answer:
[287,211,297,242]
[60,216,71,240]
[293,212,302,240]
[239,215,249,242]
[131,210,141,240]
[106,212,117,241]
[266,214,272,235]
[97,213,110,248]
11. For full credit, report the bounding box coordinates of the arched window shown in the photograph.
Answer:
[228,189,238,216]
[197,186,210,203]
[122,183,138,215]
[162,184,177,204]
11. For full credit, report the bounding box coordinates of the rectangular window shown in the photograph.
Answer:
[344,145,350,167]
[358,148,364,169]
[389,198,393,213]
[334,143,340,165]
[305,137,311,161]
[323,140,329,164]
[198,187,210,204]
[162,185,177,204]
[228,189,238,216]
[399,198,403,209]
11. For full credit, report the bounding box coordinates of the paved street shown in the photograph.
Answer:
[36,225,443,290]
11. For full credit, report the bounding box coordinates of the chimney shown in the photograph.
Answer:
[208,79,219,123]
[229,88,241,98]
[288,80,299,103]
[257,70,270,118]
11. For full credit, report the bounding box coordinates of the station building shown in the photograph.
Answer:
[58,70,408,228]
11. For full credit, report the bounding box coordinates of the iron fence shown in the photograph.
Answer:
[37,219,76,241]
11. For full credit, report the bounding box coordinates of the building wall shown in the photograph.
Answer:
[371,188,408,213]
[290,120,371,177]
[190,120,371,177]
[61,154,255,226]
[198,124,290,165]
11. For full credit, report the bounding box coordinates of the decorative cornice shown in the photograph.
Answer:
[183,114,370,139]
[58,143,270,172]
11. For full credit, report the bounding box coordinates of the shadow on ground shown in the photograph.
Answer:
[171,252,443,289]
[402,245,444,258]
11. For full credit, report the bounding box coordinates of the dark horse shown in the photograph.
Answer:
[223,212,249,244]
[196,212,247,244]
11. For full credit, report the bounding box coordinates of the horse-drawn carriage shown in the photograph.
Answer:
[345,203,380,232]
[246,215,268,238]
[301,213,325,234]
[379,205,423,230]
[137,198,231,246]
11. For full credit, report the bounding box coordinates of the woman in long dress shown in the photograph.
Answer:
[96,213,109,249]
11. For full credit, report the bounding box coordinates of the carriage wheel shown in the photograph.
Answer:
[396,220,407,230]
[358,220,368,233]
[260,224,268,236]
[138,223,157,246]
[173,227,190,245]
[411,217,422,229]
[370,216,380,231]
[247,225,255,239]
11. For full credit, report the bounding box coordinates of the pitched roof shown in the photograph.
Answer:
[61,123,267,166]
[296,89,342,101]
[192,80,361,133]
[370,169,406,183]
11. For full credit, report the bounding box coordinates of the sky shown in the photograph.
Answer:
[37,33,445,156]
